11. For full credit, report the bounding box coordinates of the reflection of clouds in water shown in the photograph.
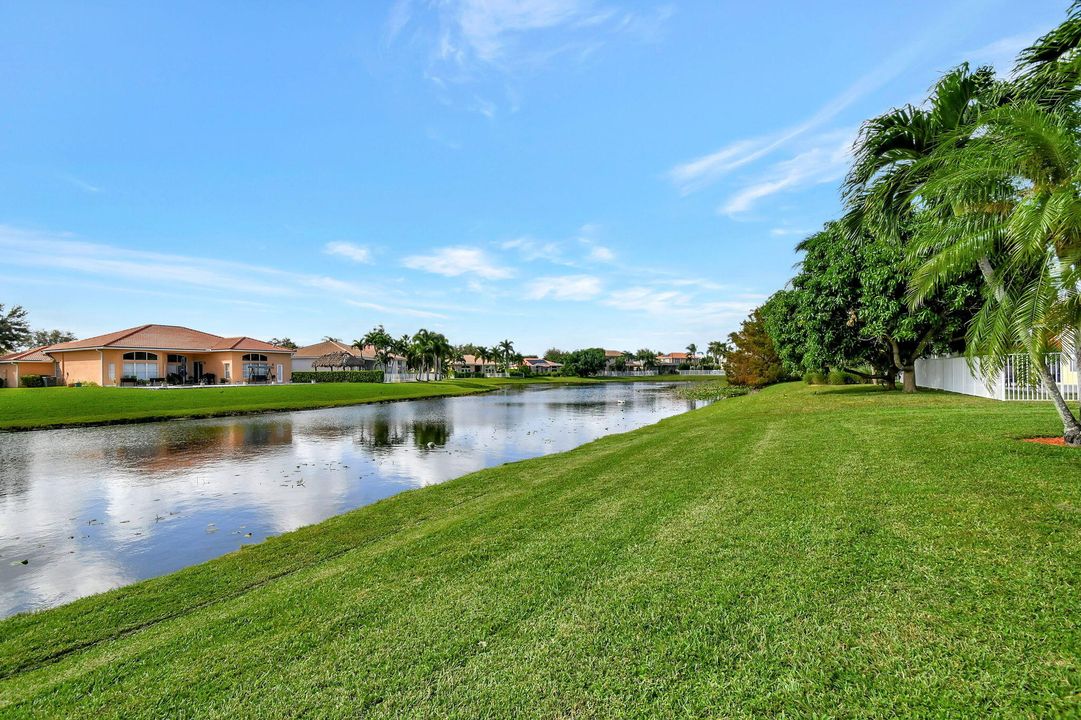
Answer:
[0,383,703,616]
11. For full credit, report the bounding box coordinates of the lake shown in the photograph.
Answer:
[0,382,706,617]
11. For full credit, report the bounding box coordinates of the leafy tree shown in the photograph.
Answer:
[322,336,342,343]
[724,308,788,388]
[498,339,515,369]
[28,328,76,348]
[0,304,31,354]
[268,337,298,350]
[706,340,729,364]
[544,347,567,363]
[559,348,607,377]
[634,348,658,372]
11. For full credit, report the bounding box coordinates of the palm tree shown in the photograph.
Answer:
[707,340,729,364]
[843,63,998,391]
[498,339,515,370]
[908,99,1081,444]
[685,343,698,364]
[357,325,394,378]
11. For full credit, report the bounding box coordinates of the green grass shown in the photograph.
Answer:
[2,383,1077,717]
[0,375,715,431]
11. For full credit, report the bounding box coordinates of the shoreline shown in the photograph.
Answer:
[0,375,718,433]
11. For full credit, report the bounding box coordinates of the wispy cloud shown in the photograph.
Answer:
[388,1,671,115]
[59,173,102,194]
[525,274,602,300]
[344,299,447,319]
[962,26,1054,78]
[668,4,970,195]
[718,129,855,217]
[0,225,439,319]
[323,241,372,264]
[402,246,514,279]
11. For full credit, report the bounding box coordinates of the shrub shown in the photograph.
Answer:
[19,375,45,388]
[291,370,384,384]
[804,371,828,385]
[827,369,861,385]
[723,308,789,387]
[0,377,5,388]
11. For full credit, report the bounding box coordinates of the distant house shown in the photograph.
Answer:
[0,347,57,388]
[655,352,690,372]
[5,324,294,387]
[453,354,499,376]
[603,349,626,368]
[521,357,563,375]
[292,339,407,375]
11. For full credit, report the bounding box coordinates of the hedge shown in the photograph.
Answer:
[19,375,45,388]
[291,370,384,384]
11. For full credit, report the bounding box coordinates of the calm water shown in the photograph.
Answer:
[0,382,704,617]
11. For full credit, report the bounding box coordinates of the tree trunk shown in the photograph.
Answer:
[1034,356,1081,446]
[901,366,917,393]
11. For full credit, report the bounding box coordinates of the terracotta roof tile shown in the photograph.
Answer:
[0,346,54,363]
[43,324,292,353]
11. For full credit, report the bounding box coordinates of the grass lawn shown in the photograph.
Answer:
[0,381,495,431]
[0,375,716,432]
[3,383,1077,717]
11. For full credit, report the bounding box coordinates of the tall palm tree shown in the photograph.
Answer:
[844,63,998,391]
[357,325,394,377]
[685,343,697,364]
[498,339,515,370]
[707,340,729,364]
[908,99,1081,444]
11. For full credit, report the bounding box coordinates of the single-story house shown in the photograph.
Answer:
[29,324,294,387]
[521,357,563,375]
[292,340,407,375]
[0,347,57,388]
[452,354,500,376]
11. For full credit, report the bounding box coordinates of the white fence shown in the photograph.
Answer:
[914,352,1079,401]
[677,369,726,376]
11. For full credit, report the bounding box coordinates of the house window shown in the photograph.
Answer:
[223,362,231,381]
[242,353,269,380]
[122,351,159,381]
[166,354,188,377]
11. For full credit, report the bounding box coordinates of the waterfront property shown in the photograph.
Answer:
[0,347,56,388]
[1,383,1077,716]
[6,324,294,387]
[453,354,500,376]
[915,352,1080,401]
[520,357,562,374]
[292,339,408,375]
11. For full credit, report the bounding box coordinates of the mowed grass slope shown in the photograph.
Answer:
[1,383,1079,717]
[0,375,716,431]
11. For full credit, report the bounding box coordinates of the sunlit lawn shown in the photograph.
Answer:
[1,383,1077,717]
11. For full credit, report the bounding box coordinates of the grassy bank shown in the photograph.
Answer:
[3,383,1077,717]
[0,375,713,432]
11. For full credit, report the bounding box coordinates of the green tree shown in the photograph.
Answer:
[357,325,395,376]
[268,337,298,350]
[28,328,76,348]
[634,348,658,372]
[498,339,515,369]
[0,304,31,354]
[724,308,788,388]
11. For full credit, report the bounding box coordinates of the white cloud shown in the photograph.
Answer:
[501,236,567,264]
[718,130,855,217]
[0,225,440,320]
[390,1,671,115]
[770,226,813,237]
[344,299,447,319]
[963,27,1054,78]
[668,5,970,194]
[525,274,602,300]
[402,246,514,279]
[59,173,102,194]
[323,241,372,264]
[588,245,614,262]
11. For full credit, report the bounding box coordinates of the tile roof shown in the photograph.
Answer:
[43,324,293,353]
[459,355,497,365]
[293,339,358,358]
[0,346,54,363]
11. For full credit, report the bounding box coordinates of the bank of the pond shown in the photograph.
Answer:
[4,382,1076,717]
[0,375,717,432]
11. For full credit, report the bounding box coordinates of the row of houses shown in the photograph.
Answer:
[0,325,565,387]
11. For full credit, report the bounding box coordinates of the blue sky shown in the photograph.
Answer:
[0,1,1068,353]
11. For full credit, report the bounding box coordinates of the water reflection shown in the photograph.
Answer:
[0,383,704,616]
